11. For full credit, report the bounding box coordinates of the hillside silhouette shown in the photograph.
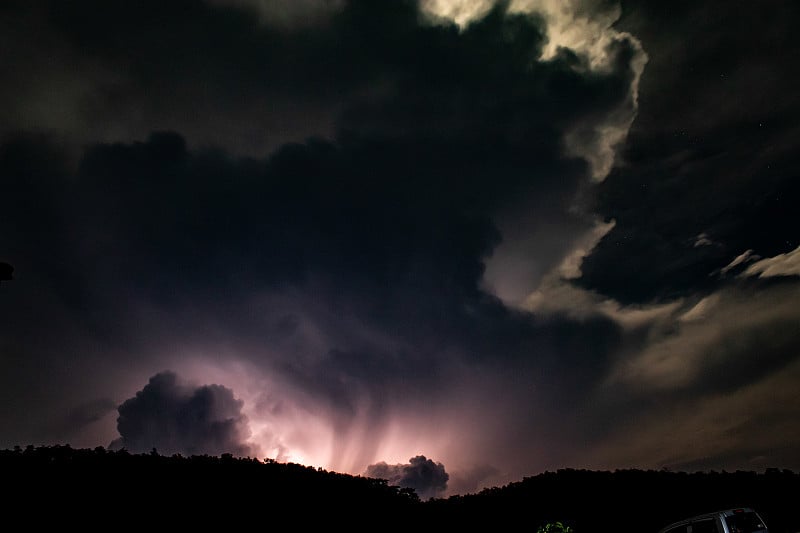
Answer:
[427,467,800,532]
[3,445,799,531]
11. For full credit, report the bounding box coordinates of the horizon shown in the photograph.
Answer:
[5,442,799,498]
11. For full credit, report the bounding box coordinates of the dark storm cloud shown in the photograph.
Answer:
[366,455,449,499]
[1,0,635,410]
[111,372,252,456]
[7,0,796,487]
[207,0,345,28]
[63,398,117,431]
[0,0,637,158]
[18,397,118,448]
[575,0,800,304]
[0,0,640,476]
[0,1,642,330]
[0,127,620,394]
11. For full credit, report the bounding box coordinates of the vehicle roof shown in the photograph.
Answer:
[658,508,758,532]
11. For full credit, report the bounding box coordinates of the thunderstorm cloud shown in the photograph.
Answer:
[111,372,253,457]
[366,455,450,500]
[1,0,799,492]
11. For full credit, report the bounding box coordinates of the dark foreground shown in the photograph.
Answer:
[3,446,799,531]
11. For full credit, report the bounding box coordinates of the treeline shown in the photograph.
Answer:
[426,467,800,532]
[3,445,799,532]
[2,445,417,528]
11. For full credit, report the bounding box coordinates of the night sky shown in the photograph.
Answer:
[2,0,799,497]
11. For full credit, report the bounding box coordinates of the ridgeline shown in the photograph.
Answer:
[3,445,799,531]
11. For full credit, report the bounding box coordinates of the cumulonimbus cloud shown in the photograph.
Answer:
[110,371,254,457]
[366,455,449,500]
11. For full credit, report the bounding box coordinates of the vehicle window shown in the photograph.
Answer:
[690,519,717,533]
[665,527,686,533]
[725,512,767,533]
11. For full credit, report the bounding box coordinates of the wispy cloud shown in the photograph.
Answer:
[743,245,800,278]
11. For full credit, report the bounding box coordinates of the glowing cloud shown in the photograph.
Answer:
[743,245,800,278]
[366,455,449,500]
[721,249,757,276]
[423,0,648,180]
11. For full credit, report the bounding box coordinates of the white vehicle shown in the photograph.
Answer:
[659,508,769,533]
